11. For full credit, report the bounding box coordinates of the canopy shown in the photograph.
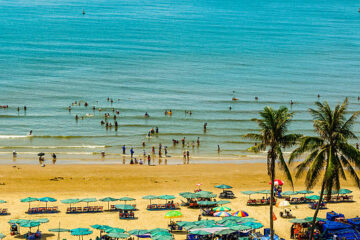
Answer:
[195,191,217,198]
[49,228,70,233]
[38,197,56,202]
[114,204,135,210]
[215,184,232,189]
[241,191,256,195]
[257,190,271,194]
[158,195,176,200]
[230,225,252,231]
[118,197,136,201]
[35,218,49,223]
[105,228,125,233]
[108,232,130,238]
[21,197,38,202]
[217,200,231,205]
[214,206,231,212]
[149,228,169,234]
[128,229,149,235]
[232,211,248,217]
[165,210,182,218]
[61,199,80,204]
[242,222,263,229]
[180,193,197,199]
[338,189,352,194]
[99,197,118,202]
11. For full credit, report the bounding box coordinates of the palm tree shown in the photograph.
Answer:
[244,106,300,240]
[289,98,360,240]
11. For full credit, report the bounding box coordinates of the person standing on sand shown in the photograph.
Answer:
[122,145,126,154]
[152,145,155,155]
[203,122,207,132]
[197,137,200,147]
[130,148,134,158]
[186,150,190,163]
[183,151,186,163]
[217,145,221,153]
[164,146,168,156]
[147,155,151,165]
[12,150,17,158]
[52,153,57,164]
[181,137,185,147]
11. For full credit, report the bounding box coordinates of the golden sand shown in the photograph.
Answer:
[0,163,359,239]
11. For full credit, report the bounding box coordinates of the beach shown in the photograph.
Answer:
[1,163,359,239]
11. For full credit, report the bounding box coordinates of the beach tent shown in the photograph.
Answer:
[100,197,118,210]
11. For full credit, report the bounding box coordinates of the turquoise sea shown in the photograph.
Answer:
[0,0,360,163]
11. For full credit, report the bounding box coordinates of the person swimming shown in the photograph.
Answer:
[145,112,150,118]
[29,130,33,136]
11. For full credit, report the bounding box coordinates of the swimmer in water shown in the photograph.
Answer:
[229,106,232,110]
[29,130,33,136]
[255,96,258,101]
[145,112,150,118]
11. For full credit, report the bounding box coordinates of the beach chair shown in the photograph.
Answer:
[76,207,82,213]
[66,207,71,213]
[1,208,8,215]
[98,206,103,212]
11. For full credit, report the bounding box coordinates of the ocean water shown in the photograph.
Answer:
[0,0,360,163]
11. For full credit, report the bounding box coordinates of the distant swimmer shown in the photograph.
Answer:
[83,9,85,15]
[75,115,79,121]
[84,102,88,107]
[52,153,57,164]
[203,122,207,131]
[122,145,126,154]
[218,145,221,153]
[24,106,27,111]
[13,150,17,158]
[197,137,200,147]
[100,120,105,125]
[29,130,33,136]
[17,107,20,112]
[255,96,258,101]
[229,106,232,111]
[155,126,159,134]
[317,94,320,98]
[290,100,294,105]
[144,112,150,118]
[68,106,71,112]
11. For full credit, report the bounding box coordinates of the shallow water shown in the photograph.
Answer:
[0,0,360,163]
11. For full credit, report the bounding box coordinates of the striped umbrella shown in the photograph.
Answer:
[214,211,231,217]
[213,206,231,212]
[232,211,249,217]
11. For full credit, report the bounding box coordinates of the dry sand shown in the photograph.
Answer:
[0,163,359,239]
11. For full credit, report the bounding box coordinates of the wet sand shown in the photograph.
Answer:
[0,163,359,239]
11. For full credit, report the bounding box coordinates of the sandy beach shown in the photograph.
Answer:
[0,163,359,239]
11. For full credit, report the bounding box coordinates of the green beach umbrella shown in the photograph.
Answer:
[215,184,233,192]
[242,222,263,229]
[338,189,352,194]
[35,218,49,223]
[304,217,326,222]
[105,227,126,234]
[191,230,211,235]
[20,221,41,228]
[49,224,70,240]
[128,229,149,235]
[38,197,56,208]
[215,229,236,235]
[257,190,271,194]
[216,200,231,205]
[108,232,130,239]
[176,221,194,227]
[281,191,298,196]
[150,228,169,234]
[71,228,93,239]
[195,191,217,198]
[114,204,135,210]
[61,198,80,208]
[0,200,6,203]
[152,231,172,236]
[90,225,111,230]
[230,225,252,231]
[241,191,256,199]
[143,195,158,205]
[197,201,217,206]
[158,195,176,200]
[306,195,320,200]
[118,197,136,208]
[100,197,118,210]
[180,193,197,199]
[165,210,182,219]
[21,197,38,209]
[152,235,173,240]
[296,190,314,197]
[289,219,308,224]
[238,217,258,223]
[80,198,97,207]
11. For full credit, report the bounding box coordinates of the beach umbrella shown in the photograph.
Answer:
[152,235,173,240]
[61,198,80,208]
[71,228,93,240]
[289,219,308,224]
[108,232,130,239]
[49,222,70,240]
[91,225,111,238]
[20,221,40,228]
[281,191,298,196]
[114,204,135,210]
[276,200,291,208]
[149,228,169,234]
[238,218,258,223]
[214,206,231,212]
[296,190,314,197]
[165,210,182,219]
[197,201,217,206]
[215,229,237,235]
[151,231,172,237]
[0,200,6,203]
[191,230,211,235]
[37,152,45,156]
[338,189,352,194]
[118,197,136,206]
[105,228,125,233]
[215,184,233,192]
[214,211,231,217]
[21,197,38,209]
[241,191,256,199]
[195,191,217,198]
[232,210,248,217]
[216,200,231,205]
[100,197,118,210]
[179,192,193,196]
[143,195,158,205]
[35,218,49,223]
[304,217,326,222]
[38,197,57,208]
[269,179,284,186]
[128,229,149,235]
[80,198,97,207]
[230,225,252,231]
[242,222,263,229]
[305,195,320,200]
[158,195,176,200]
[0,233,5,239]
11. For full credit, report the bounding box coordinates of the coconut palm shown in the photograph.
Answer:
[244,106,300,240]
[289,98,360,240]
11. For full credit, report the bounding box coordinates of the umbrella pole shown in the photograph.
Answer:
[108,202,110,211]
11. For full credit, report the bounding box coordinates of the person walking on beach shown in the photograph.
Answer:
[130,148,134,158]
[197,137,200,147]
[147,155,151,165]
[203,122,207,132]
[52,153,57,164]
[217,145,221,153]
[156,126,159,134]
[183,151,187,163]
[12,150,17,158]
[186,150,190,163]
[181,137,185,147]
[152,145,155,155]
[164,146,168,156]
[122,145,126,154]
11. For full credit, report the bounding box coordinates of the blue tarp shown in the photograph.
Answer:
[323,221,351,231]
[326,211,344,221]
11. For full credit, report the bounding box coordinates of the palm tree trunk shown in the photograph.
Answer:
[308,181,326,240]
[270,150,276,240]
